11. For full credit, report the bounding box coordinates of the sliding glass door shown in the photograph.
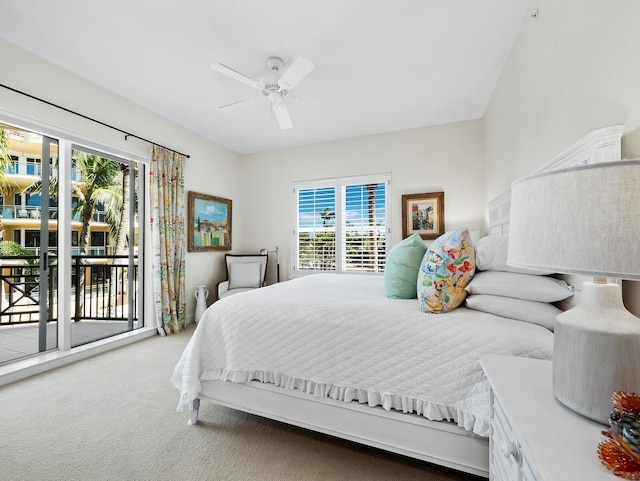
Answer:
[69,146,142,347]
[0,124,58,362]
[0,121,145,365]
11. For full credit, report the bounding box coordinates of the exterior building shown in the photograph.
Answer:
[1,127,111,256]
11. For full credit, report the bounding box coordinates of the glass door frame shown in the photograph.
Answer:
[69,144,143,338]
[0,110,149,357]
[38,136,57,352]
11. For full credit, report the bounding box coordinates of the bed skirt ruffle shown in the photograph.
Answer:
[173,368,490,437]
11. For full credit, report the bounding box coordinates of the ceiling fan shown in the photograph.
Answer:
[211,56,315,130]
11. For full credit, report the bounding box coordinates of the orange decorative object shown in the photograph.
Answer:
[598,392,640,479]
[613,392,640,414]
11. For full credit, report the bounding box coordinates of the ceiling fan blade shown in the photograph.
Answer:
[218,96,262,110]
[278,57,315,90]
[211,63,262,90]
[273,103,293,130]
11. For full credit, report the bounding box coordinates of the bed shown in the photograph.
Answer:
[171,125,624,478]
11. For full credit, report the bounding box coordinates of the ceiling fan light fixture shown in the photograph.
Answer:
[268,91,282,105]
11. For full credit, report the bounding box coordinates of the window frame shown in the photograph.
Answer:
[292,173,391,276]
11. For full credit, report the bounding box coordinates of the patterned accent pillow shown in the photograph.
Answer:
[417,228,476,314]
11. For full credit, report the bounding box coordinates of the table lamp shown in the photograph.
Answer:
[507,159,640,424]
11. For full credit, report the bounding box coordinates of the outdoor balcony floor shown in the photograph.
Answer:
[0,321,140,365]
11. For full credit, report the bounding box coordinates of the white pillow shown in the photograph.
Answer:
[465,271,573,303]
[229,262,261,289]
[465,294,562,331]
[474,235,554,275]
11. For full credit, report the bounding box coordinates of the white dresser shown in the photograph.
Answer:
[481,355,617,481]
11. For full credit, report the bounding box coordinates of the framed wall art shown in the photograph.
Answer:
[401,192,445,240]
[188,191,232,251]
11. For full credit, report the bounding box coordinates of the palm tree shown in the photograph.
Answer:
[109,164,131,312]
[63,152,122,316]
[72,152,122,255]
[0,128,11,169]
[26,152,122,316]
[25,152,122,254]
[0,128,16,241]
[113,164,130,256]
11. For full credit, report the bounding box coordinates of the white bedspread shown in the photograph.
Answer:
[171,274,553,436]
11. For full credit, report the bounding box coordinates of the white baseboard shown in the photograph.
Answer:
[0,327,157,386]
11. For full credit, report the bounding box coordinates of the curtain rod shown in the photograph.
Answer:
[0,82,190,158]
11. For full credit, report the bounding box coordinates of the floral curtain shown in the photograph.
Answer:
[150,145,186,335]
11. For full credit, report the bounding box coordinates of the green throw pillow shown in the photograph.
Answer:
[384,233,427,299]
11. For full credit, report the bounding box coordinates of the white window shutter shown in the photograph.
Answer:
[294,174,390,275]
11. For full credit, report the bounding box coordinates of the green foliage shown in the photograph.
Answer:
[298,230,386,272]
[0,241,39,276]
[25,151,124,255]
[298,232,336,270]
[320,207,334,227]
[0,240,32,256]
[0,128,12,189]
[0,129,9,162]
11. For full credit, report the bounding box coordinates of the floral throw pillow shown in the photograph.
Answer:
[417,228,476,314]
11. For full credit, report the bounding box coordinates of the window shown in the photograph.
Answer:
[294,174,390,275]
[26,157,42,176]
[24,230,58,251]
[8,155,18,174]
[90,231,108,255]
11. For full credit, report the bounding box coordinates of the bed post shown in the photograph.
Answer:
[188,398,200,425]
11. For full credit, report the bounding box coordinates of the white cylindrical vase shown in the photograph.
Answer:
[552,281,640,424]
[194,285,209,324]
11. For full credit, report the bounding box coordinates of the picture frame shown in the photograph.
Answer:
[188,191,232,251]
[401,192,445,240]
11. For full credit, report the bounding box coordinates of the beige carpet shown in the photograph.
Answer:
[0,324,483,481]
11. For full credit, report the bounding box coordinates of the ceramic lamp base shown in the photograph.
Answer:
[553,281,640,424]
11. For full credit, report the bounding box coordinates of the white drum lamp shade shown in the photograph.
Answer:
[507,160,640,424]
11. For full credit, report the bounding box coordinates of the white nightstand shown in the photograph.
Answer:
[480,355,616,481]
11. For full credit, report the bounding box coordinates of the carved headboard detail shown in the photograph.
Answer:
[487,124,624,237]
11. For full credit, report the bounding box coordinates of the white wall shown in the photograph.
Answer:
[0,38,241,323]
[483,0,640,314]
[239,120,485,284]
[4,1,638,318]
[484,0,640,199]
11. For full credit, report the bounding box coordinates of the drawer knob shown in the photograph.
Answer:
[501,440,518,459]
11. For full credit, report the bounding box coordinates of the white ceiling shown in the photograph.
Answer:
[0,0,531,154]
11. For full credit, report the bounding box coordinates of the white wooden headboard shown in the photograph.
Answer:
[487,125,625,236]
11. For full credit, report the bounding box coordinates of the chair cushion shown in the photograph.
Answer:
[219,287,256,299]
[229,262,262,289]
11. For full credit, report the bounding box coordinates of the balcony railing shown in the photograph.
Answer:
[0,206,106,223]
[0,254,138,325]
[8,160,82,181]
